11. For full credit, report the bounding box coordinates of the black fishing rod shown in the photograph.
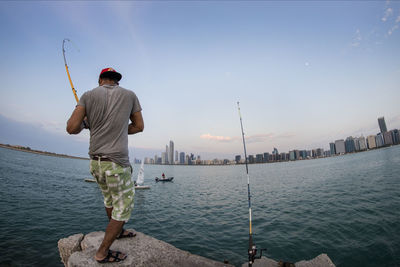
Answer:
[237,101,266,267]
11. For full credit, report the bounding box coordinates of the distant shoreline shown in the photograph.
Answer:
[0,143,89,160]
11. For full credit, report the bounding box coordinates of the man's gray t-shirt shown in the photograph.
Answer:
[78,84,142,167]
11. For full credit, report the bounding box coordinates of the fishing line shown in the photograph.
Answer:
[237,101,266,267]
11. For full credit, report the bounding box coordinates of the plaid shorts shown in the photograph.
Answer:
[90,160,135,222]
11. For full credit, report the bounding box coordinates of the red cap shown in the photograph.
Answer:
[99,67,122,81]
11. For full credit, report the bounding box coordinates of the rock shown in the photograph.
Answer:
[57,233,84,266]
[62,230,234,267]
[241,254,335,267]
[241,256,278,267]
[59,231,335,267]
[295,254,335,267]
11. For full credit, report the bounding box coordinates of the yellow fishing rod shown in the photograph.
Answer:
[62,38,79,103]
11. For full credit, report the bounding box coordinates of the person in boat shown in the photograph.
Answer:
[67,67,144,263]
[162,173,165,179]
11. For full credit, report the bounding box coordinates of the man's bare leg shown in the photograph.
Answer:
[105,207,112,220]
[95,218,126,261]
[105,207,130,237]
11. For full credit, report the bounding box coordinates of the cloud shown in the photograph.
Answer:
[351,29,362,47]
[388,24,399,35]
[200,132,296,144]
[200,134,235,142]
[382,7,393,22]
[396,16,400,23]
[246,133,274,143]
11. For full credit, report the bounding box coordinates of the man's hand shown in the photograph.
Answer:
[66,105,86,134]
[128,111,144,135]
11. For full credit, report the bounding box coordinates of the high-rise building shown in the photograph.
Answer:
[289,151,295,161]
[383,131,393,145]
[272,148,279,155]
[390,129,399,145]
[248,155,255,164]
[256,154,263,163]
[165,145,169,164]
[294,150,300,160]
[358,136,367,151]
[179,152,185,164]
[329,142,336,155]
[335,139,346,154]
[376,133,384,147]
[367,135,377,149]
[378,117,387,133]
[354,137,361,151]
[175,150,178,163]
[345,137,355,153]
[263,153,270,163]
[169,141,174,165]
[235,155,241,163]
[161,152,167,164]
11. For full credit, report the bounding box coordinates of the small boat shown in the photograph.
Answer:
[135,162,150,190]
[84,178,96,183]
[155,177,174,182]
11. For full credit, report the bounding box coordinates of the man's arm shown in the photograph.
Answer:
[128,111,144,135]
[66,105,86,134]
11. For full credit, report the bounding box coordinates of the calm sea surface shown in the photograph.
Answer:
[0,146,399,267]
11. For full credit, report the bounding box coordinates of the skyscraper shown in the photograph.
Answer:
[235,155,241,163]
[366,135,377,149]
[378,117,387,133]
[383,131,393,145]
[376,133,384,147]
[345,137,355,153]
[329,142,336,155]
[179,152,185,164]
[263,152,270,162]
[358,136,367,151]
[391,129,400,145]
[165,145,169,164]
[335,139,346,154]
[169,140,174,165]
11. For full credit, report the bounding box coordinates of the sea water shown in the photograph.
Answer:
[0,146,399,266]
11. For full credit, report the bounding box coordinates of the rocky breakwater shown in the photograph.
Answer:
[58,230,234,267]
[58,230,335,267]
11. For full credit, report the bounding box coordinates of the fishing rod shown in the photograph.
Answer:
[62,38,79,103]
[62,38,89,129]
[237,101,266,267]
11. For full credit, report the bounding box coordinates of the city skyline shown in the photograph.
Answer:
[0,1,399,160]
[146,116,399,165]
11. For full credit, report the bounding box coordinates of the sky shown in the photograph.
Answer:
[0,1,399,160]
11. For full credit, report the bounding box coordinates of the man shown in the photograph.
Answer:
[67,67,144,263]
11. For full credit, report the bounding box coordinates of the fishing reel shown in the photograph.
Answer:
[248,244,267,266]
